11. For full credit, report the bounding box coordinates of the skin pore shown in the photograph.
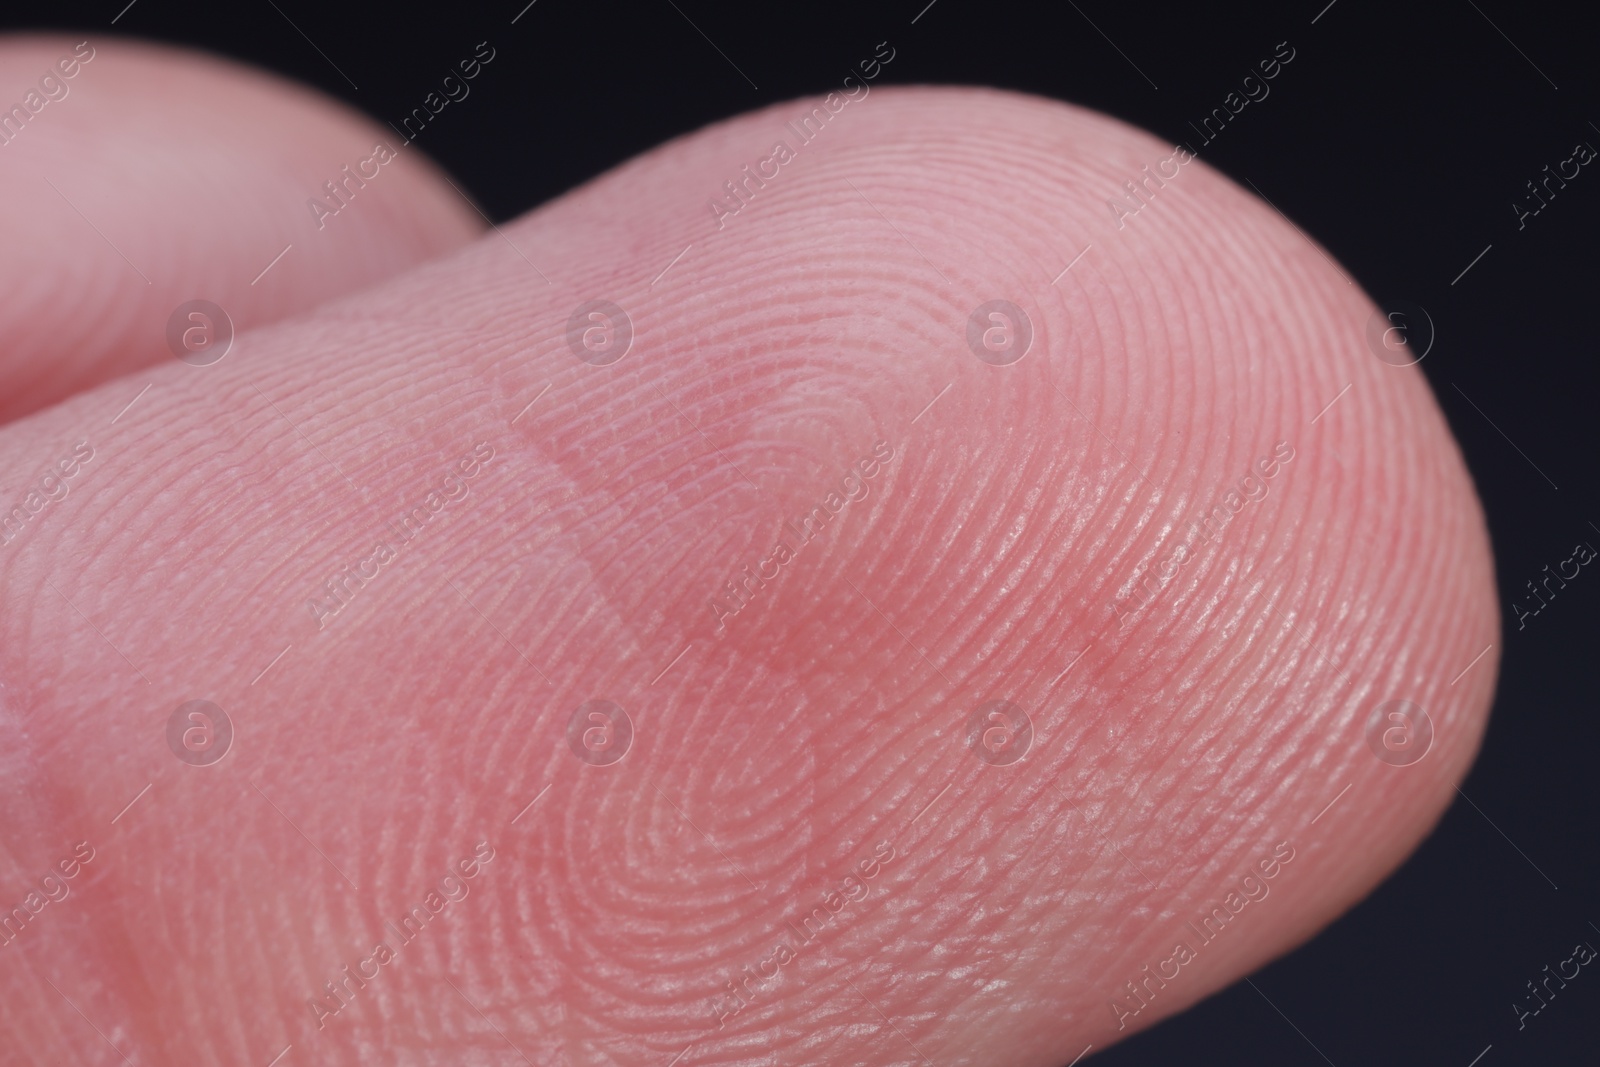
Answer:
[0,37,1496,1067]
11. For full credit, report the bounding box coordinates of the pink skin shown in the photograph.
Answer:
[0,36,481,423]
[0,40,1497,1067]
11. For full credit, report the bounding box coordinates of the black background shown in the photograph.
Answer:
[9,0,1598,1063]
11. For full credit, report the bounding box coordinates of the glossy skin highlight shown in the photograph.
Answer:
[0,37,1497,1067]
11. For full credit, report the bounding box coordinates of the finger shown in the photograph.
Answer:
[0,34,481,423]
[0,84,1496,1066]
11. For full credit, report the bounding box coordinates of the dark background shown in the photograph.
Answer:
[12,0,1598,1063]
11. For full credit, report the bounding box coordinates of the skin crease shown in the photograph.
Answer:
[0,37,482,424]
[0,47,1499,1067]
